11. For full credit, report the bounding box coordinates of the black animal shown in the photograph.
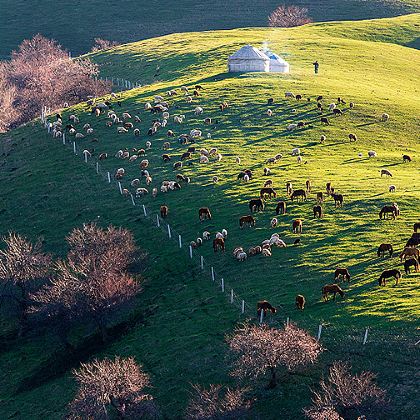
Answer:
[321,117,329,125]
[249,198,264,212]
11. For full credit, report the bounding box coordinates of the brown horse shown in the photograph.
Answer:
[379,205,398,219]
[286,182,293,195]
[239,215,256,228]
[377,243,393,257]
[306,180,311,192]
[199,207,212,221]
[249,198,264,212]
[313,205,323,218]
[322,284,345,301]
[295,295,306,310]
[414,222,420,232]
[260,187,277,199]
[291,189,307,201]
[404,258,419,274]
[275,201,287,215]
[331,193,343,207]
[213,237,225,252]
[334,268,351,282]
[378,269,402,286]
[317,192,324,203]
[399,247,420,261]
[326,182,333,195]
[292,219,303,234]
[257,300,277,318]
[160,205,168,218]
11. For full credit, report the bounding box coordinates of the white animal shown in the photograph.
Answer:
[328,103,336,111]
[267,109,273,116]
[117,127,128,134]
[221,229,227,238]
[381,113,389,122]
[287,123,298,131]
[320,135,326,143]
[200,155,209,163]
[131,179,140,187]
[145,141,152,149]
[262,248,272,257]
[194,107,203,115]
[75,132,84,139]
[368,150,377,158]
[292,148,300,156]
[236,251,247,261]
[215,232,224,240]
[203,231,211,240]
[271,218,278,228]
[213,176,219,183]
[243,174,250,182]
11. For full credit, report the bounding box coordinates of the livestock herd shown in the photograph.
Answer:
[47,82,418,318]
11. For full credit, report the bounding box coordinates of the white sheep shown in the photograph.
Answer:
[135,188,148,197]
[221,229,227,238]
[152,187,158,197]
[86,128,94,135]
[154,95,164,103]
[83,123,90,130]
[267,109,273,117]
[131,179,140,187]
[145,176,152,185]
[181,86,189,93]
[368,150,377,158]
[161,185,168,193]
[186,96,193,103]
[216,153,222,162]
[122,112,131,120]
[144,102,152,110]
[243,174,250,182]
[129,155,138,162]
[328,103,336,111]
[215,232,224,240]
[134,128,140,136]
[75,132,84,139]
[262,248,272,257]
[271,218,278,228]
[194,107,203,115]
[207,133,212,139]
[203,231,211,240]
[200,155,209,164]
[287,123,298,131]
[209,148,217,155]
[381,113,389,122]
[145,141,152,149]
[292,148,300,156]
[236,251,247,261]
[140,159,149,168]
[162,119,168,127]
[190,129,202,138]
[117,127,128,134]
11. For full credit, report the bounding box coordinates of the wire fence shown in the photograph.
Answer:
[97,76,143,91]
[39,112,420,356]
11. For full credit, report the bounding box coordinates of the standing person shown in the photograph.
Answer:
[313,60,319,74]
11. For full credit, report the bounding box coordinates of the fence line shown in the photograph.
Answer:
[40,115,420,350]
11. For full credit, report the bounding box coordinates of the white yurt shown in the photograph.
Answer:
[228,45,270,73]
[265,51,290,73]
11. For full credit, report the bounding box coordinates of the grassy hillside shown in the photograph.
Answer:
[1,19,420,419]
[1,1,419,58]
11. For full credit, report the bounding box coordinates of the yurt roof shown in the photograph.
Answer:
[229,45,269,61]
[265,50,289,63]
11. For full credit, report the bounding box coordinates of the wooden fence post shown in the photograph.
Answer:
[73,142,76,154]
[221,278,224,292]
[363,327,369,345]
[130,194,135,206]
[189,245,193,258]
[167,224,172,239]
[259,309,264,324]
[178,234,182,248]
[143,204,147,217]
[317,324,323,341]
[156,214,160,227]
[96,162,99,173]
[230,289,234,304]
[211,267,215,281]
[118,182,123,195]
[241,300,245,314]
[200,256,204,269]
[107,172,111,183]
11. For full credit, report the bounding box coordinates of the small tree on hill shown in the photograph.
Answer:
[0,232,51,334]
[227,323,322,388]
[304,362,388,420]
[91,38,121,52]
[185,384,251,419]
[68,356,158,419]
[268,5,312,28]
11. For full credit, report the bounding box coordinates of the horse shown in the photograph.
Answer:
[378,269,402,286]
[239,215,256,228]
[379,205,398,219]
[260,187,277,199]
[331,193,343,207]
[313,205,323,218]
[275,201,286,215]
[160,205,168,218]
[404,258,419,274]
[295,295,305,310]
[286,182,293,195]
[306,180,311,192]
[399,247,420,261]
[414,222,420,232]
[322,284,345,301]
[317,192,324,203]
[257,300,277,318]
[249,198,264,212]
[292,219,303,234]
[290,189,307,201]
[213,237,225,253]
[334,268,351,282]
[199,207,212,221]
[377,243,393,257]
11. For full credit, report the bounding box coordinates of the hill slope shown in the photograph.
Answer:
[1,19,420,419]
[0,0,419,58]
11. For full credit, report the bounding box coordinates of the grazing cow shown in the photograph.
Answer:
[404,258,419,274]
[402,154,412,163]
[160,205,169,218]
[378,269,402,286]
[295,295,305,310]
[239,215,256,228]
[317,192,324,203]
[292,219,303,234]
[331,193,343,207]
[413,222,420,232]
[377,243,393,257]
[249,198,264,212]
[257,300,277,318]
[313,205,323,218]
[379,205,398,219]
[291,189,307,201]
[275,201,287,215]
[199,207,212,221]
[213,237,225,252]
[306,179,311,192]
[322,284,345,301]
[399,247,420,261]
[334,268,351,282]
[260,187,277,199]
[381,169,392,177]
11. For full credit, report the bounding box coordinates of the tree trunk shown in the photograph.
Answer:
[99,322,108,343]
[268,367,277,389]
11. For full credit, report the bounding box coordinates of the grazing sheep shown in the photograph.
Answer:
[263,167,271,176]
[98,153,108,160]
[131,179,140,187]
[194,106,203,115]
[287,123,298,131]
[135,188,148,197]
[75,133,85,139]
[162,142,171,150]
[212,176,219,183]
[145,176,152,185]
[291,148,300,156]
[145,141,152,149]
[321,117,329,125]
[134,128,140,136]
[368,150,377,158]
[389,185,396,193]
[402,154,412,163]
[267,109,273,117]
[381,113,389,122]
[262,248,272,257]
[173,161,183,170]
[328,103,336,111]
[320,135,326,143]
[285,92,295,98]
[129,155,138,162]
[203,231,211,240]
[348,133,357,142]
[200,155,209,164]
[140,159,149,169]
[271,218,278,228]
[381,169,392,177]
[117,127,128,134]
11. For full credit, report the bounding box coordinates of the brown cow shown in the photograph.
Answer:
[291,189,307,201]
[377,243,393,257]
[257,300,277,318]
[249,198,264,212]
[378,269,402,286]
[404,258,419,274]
[260,187,277,199]
[399,247,420,261]
[213,237,225,252]
[322,284,345,301]
[239,215,256,228]
[334,268,350,282]
[313,205,323,218]
[292,219,303,234]
[295,295,305,310]
[160,205,168,218]
[275,201,287,215]
[199,207,212,221]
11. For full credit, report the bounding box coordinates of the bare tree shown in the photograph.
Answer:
[304,362,388,420]
[68,356,158,419]
[0,34,110,132]
[0,232,51,334]
[91,38,121,52]
[268,5,312,28]
[227,323,322,388]
[186,384,251,420]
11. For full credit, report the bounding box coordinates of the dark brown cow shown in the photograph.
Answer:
[160,205,168,218]
[378,269,402,286]
[199,207,212,221]
[322,284,345,301]
[249,199,264,212]
[239,215,256,228]
[295,295,305,310]
[275,201,287,215]
[313,205,323,218]
[290,189,307,201]
[292,219,303,233]
[260,188,277,199]
[213,237,225,253]
[404,258,419,274]
[257,300,277,318]
[334,268,350,282]
[377,243,393,257]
